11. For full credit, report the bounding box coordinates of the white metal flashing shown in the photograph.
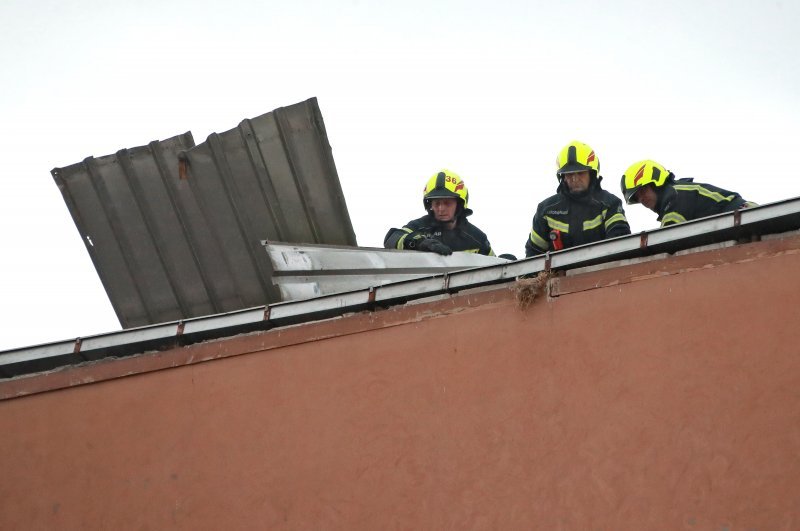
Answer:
[3,197,800,377]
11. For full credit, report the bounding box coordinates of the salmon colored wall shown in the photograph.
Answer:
[1,238,799,529]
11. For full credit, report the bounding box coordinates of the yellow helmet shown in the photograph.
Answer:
[556,140,599,179]
[620,160,672,204]
[423,169,469,211]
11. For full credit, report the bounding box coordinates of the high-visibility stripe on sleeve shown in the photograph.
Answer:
[529,229,549,250]
[673,184,737,203]
[604,212,627,228]
[583,214,603,231]
[544,216,569,233]
[661,212,687,226]
[396,227,414,249]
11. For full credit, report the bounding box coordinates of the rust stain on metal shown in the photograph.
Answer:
[734,208,742,226]
[177,156,189,180]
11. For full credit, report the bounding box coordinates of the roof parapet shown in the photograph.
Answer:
[3,197,800,379]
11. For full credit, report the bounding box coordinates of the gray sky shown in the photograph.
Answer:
[1,0,799,351]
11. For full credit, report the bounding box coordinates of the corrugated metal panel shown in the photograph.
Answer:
[52,98,356,329]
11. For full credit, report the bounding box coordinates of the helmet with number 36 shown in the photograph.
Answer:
[422,169,470,212]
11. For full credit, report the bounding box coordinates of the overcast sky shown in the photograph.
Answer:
[1,0,799,351]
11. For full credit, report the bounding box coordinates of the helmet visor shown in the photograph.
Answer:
[557,162,592,176]
[623,186,640,204]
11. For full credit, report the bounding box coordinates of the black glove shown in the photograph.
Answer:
[416,238,452,255]
[402,231,426,250]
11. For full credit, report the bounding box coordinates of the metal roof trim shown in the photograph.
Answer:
[549,234,643,269]
[268,291,372,322]
[740,197,800,224]
[446,256,547,290]
[181,307,267,335]
[374,276,449,303]
[0,341,78,365]
[80,323,179,352]
[646,215,735,246]
[4,196,800,379]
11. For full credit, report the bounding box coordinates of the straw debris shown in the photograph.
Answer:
[512,272,550,310]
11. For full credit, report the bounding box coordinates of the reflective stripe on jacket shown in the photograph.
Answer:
[525,180,630,257]
[657,178,751,227]
[384,214,495,256]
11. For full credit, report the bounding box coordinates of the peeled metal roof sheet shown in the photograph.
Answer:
[52,98,356,329]
[263,242,509,301]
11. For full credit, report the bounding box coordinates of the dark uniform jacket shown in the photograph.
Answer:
[384,213,495,255]
[525,179,630,257]
[656,178,751,226]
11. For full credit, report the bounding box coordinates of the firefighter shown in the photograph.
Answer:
[620,160,756,226]
[384,169,495,256]
[524,140,631,257]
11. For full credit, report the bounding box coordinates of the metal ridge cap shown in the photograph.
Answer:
[447,256,546,290]
[740,196,800,224]
[0,339,80,366]
[644,213,736,246]
[0,323,181,368]
[549,233,644,269]
[0,307,269,368]
[181,307,267,335]
[4,194,800,374]
[268,290,372,321]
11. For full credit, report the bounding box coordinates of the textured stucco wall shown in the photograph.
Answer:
[2,237,799,529]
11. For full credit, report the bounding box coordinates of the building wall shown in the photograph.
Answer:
[1,237,799,529]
